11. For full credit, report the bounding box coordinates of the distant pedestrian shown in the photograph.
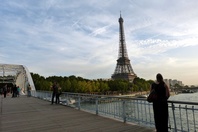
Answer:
[3,84,7,98]
[51,82,58,104]
[12,85,17,97]
[17,86,20,97]
[56,87,62,104]
[151,73,170,132]
[27,84,31,97]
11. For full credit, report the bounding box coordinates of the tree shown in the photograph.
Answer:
[64,79,71,92]
[99,81,109,93]
[70,79,78,92]
[31,72,153,94]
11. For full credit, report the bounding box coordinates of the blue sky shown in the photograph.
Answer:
[0,0,198,85]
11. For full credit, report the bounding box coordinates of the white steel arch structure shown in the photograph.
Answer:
[0,64,36,95]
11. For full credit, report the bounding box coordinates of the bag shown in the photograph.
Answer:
[147,89,158,103]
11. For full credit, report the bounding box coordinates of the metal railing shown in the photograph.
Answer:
[31,91,198,132]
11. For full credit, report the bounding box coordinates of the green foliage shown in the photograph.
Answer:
[30,72,153,94]
[132,77,152,91]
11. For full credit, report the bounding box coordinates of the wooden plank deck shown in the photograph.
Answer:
[0,95,155,132]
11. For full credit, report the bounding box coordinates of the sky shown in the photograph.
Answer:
[0,0,198,86]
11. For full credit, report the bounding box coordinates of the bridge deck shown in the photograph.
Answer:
[0,95,154,132]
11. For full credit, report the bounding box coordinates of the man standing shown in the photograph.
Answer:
[3,84,7,98]
[12,85,17,97]
[51,82,58,104]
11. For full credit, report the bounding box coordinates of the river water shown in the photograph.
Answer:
[164,92,198,131]
[169,92,198,102]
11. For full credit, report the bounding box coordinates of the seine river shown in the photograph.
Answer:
[166,92,198,131]
[169,92,198,102]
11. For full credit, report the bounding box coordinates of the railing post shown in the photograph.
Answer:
[66,93,68,102]
[179,105,183,131]
[78,94,81,110]
[42,92,44,99]
[171,102,177,132]
[34,91,36,97]
[144,101,147,124]
[192,106,196,131]
[123,100,126,123]
[137,100,140,124]
[96,97,98,115]
[185,105,190,132]
[148,103,152,126]
[45,92,47,100]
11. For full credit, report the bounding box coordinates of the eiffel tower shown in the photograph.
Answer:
[111,14,137,82]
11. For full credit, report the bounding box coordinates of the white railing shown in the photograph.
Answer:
[31,91,198,132]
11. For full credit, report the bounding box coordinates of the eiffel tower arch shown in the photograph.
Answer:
[111,14,137,82]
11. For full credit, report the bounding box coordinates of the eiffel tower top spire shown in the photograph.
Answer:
[111,14,136,82]
[119,11,123,23]
[118,13,128,59]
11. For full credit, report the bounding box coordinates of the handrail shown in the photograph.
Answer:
[36,90,198,105]
[168,100,198,105]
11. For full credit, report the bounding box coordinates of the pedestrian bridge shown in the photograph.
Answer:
[0,64,35,94]
[33,91,198,132]
[2,92,198,132]
[0,95,154,132]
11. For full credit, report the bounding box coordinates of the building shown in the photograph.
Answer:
[164,79,184,88]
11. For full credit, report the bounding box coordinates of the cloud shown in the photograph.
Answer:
[0,0,198,85]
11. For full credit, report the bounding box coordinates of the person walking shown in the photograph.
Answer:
[27,84,31,97]
[151,73,170,132]
[17,86,20,97]
[51,82,58,104]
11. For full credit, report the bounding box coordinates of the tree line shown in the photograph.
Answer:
[31,73,154,94]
